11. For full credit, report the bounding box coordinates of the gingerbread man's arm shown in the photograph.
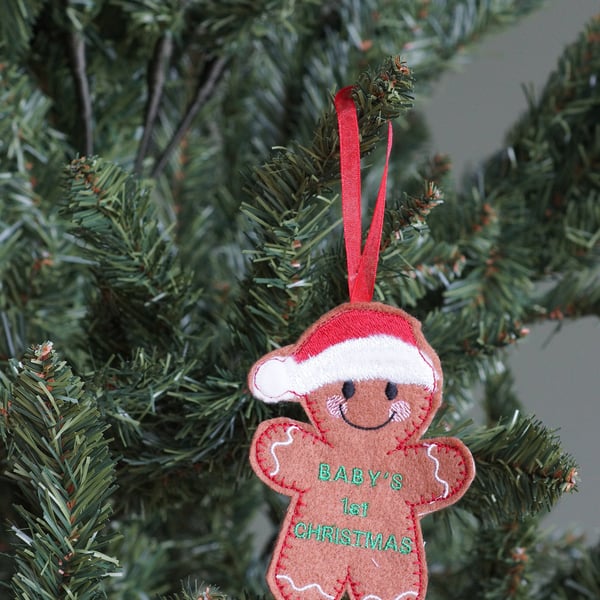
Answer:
[391,438,474,512]
[250,417,330,495]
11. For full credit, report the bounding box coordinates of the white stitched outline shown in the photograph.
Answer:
[362,592,418,600]
[426,443,449,498]
[269,426,299,476]
[371,557,380,568]
[276,574,334,599]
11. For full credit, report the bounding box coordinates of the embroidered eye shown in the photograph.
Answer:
[385,382,398,401]
[342,380,355,399]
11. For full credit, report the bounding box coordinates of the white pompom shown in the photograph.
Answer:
[251,356,298,402]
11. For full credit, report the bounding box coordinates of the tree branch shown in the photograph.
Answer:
[135,32,174,175]
[151,55,228,179]
[69,30,93,156]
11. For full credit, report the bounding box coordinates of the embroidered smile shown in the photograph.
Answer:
[340,408,396,431]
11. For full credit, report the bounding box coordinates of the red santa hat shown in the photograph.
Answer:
[250,303,439,403]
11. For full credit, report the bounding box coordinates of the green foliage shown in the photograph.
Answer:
[463,413,577,526]
[62,156,198,360]
[535,535,600,599]
[2,343,118,598]
[478,15,600,318]
[0,0,45,59]
[0,0,597,597]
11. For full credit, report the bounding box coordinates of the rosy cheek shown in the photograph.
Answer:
[326,394,344,418]
[390,400,411,422]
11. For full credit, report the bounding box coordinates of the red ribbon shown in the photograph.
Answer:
[335,86,393,303]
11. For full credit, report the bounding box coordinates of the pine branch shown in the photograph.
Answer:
[460,413,578,526]
[399,0,545,78]
[151,56,229,179]
[473,15,600,319]
[536,263,600,320]
[162,580,227,600]
[535,536,600,599]
[0,0,45,59]
[62,156,197,359]
[4,342,118,598]
[135,31,174,175]
[483,370,524,425]
[162,584,268,600]
[68,30,94,156]
[238,55,414,337]
[463,520,540,600]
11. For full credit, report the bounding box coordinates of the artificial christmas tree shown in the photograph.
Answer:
[0,1,598,599]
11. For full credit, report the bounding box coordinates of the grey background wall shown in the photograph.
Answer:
[423,0,599,538]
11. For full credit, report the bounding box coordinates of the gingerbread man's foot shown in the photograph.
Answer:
[272,571,344,600]
[358,591,419,600]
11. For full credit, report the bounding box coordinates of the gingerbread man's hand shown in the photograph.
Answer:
[395,438,474,511]
[250,417,330,494]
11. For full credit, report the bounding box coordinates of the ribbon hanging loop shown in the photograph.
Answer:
[335,86,393,303]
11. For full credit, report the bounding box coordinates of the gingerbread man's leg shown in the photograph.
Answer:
[350,553,422,600]
[347,523,424,600]
[269,533,347,600]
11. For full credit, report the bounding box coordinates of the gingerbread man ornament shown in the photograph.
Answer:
[249,301,475,600]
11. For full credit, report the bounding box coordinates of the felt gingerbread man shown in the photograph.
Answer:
[249,301,475,600]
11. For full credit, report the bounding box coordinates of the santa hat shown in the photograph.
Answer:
[250,303,438,403]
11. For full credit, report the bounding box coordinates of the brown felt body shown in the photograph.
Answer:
[249,303,475,600]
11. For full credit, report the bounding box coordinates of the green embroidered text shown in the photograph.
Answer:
[293,521,412,554]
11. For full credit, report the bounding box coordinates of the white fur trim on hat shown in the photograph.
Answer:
[251,334,436,403]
